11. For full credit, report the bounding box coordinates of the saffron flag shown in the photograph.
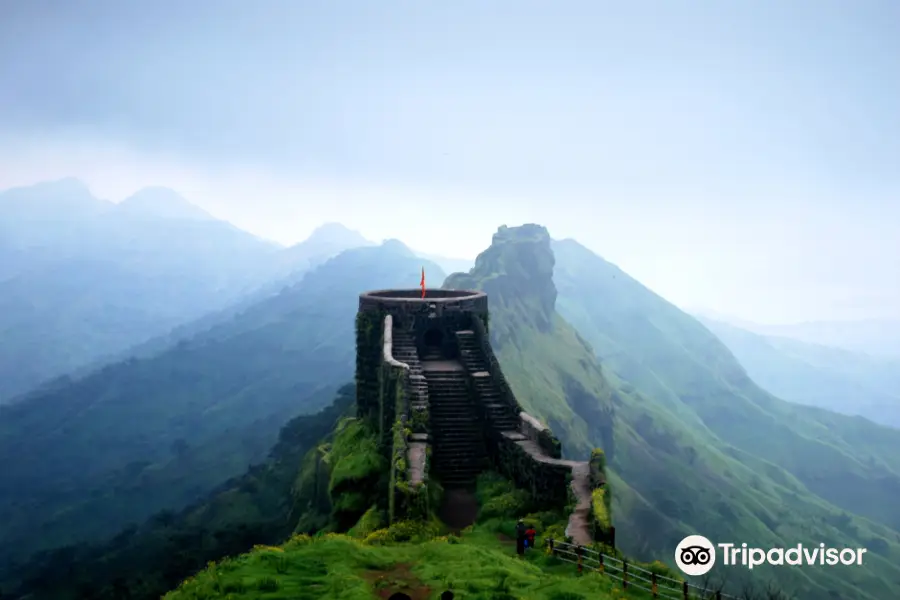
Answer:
[420,267,426,298]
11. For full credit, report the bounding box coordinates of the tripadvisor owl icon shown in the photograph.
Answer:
[676,535,716,576]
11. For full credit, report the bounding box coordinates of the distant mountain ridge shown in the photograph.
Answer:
[112,186,216,221]
[691,308,900,360]
[0,180,372,402]
[696,315,900,428]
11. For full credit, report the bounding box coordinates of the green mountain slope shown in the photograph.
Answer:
[3,385,356,600]
[0,242,444,563]
[549,237,900,599]
[448,226,899,599]
[696,315,900,428]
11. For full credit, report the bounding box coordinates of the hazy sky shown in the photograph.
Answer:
[1,0,898,324]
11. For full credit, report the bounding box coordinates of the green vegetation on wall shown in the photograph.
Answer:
[327,417,386,531]
[588,449,613,545]
[354,310,384,421]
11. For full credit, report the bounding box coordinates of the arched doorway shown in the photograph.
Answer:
[423,327,443,348]
[421,327,444,360]
[388,594,412,600]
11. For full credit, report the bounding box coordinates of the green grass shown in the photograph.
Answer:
[164,526,652,600]
[165,471,649,600]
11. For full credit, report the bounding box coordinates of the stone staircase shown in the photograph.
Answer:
[455,330,519,431]
[420,345,443,361]
[424,368,488,489]
[390,326,428,411]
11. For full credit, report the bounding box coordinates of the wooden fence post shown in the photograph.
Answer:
[577,545,583,572]
[651,572,658,597]
[715,592,722,600]
[682,580,689,600]
[548,538,555,556]
[622,560,629,589]
[598,553,605,573]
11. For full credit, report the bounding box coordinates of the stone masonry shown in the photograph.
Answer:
[357,289,604,543]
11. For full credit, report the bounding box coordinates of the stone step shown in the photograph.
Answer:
[439,471,478,478]
[434,464,485,474]
[433,447,486,457]
[435,469,483,477]
[430,420,479,428]
[431,414,477,421]
[431,432,482,441]
[431,432,481,440]
[434,447,485,454]
[488,422,519,431]
[433,458,486,468]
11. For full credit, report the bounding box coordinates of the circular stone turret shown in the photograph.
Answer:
[359,288,487,316]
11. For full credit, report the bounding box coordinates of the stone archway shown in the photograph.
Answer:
[388,594,412,600]
[423,327,443,349]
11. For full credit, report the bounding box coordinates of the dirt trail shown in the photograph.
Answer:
[566,462,593,546]
[365,563,432,600]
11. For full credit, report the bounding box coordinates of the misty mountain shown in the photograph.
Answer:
[549,237,900,600]
[0,241,444,562]
[755,320,900,360]
[274,222,374,278]
[414,249,474,276]
[693,308,900,360]
[0,181,371,402]
[696,315,900,428]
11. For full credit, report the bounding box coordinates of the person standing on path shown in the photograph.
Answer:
[515,519,526,556]
[525,524,537,550]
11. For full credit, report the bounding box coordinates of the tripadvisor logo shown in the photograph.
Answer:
[676,535,716,576]
[675,535,868,576]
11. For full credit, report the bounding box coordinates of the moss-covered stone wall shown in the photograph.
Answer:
[491,433,571,509]
[520,412,563,459]
[355,310,384,422]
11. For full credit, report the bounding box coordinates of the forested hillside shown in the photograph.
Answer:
[0,180,369,402]
[0,241,444,564]
[2,385,356,599]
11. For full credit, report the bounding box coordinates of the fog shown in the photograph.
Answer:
[1,0,898,323]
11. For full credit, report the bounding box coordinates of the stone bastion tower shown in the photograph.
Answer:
[356,289,606,543]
